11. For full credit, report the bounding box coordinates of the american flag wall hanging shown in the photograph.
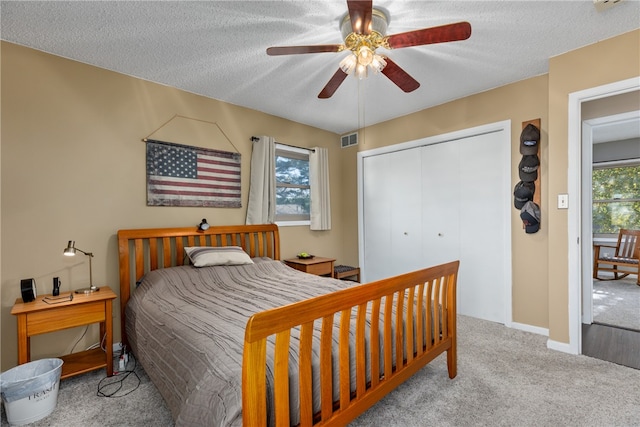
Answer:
[146,139,241,207]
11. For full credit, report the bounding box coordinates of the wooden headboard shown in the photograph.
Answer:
[117,223,280,347]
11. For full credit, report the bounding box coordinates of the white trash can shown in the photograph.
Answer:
[0,358,63,426]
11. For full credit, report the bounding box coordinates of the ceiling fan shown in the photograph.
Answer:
[266,0,472,99]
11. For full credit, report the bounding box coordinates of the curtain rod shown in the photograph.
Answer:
[250,136,315,153]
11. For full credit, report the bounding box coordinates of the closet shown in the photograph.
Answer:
[358,122,511,323]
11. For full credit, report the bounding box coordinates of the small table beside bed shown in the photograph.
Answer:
[117,223,459,426]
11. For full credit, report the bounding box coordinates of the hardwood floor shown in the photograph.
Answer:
[582,323,640,369]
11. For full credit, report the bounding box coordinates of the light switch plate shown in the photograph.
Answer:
[558,194,569,209]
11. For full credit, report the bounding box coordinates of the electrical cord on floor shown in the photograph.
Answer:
[97,352,140,398]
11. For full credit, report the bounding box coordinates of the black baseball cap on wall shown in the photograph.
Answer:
[520,124,540,155]
[514,181,535,209]
[519,155,539,182]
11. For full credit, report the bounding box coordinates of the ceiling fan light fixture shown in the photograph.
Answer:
[355,63,368,80]
[357,45,374,66]
[339,54,357,74]
[370,54,387,73]
[340,49,386,78]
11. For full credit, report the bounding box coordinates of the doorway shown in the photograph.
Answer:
[567,77,640,367]
[581,109,640,369]
[581,111,640,327]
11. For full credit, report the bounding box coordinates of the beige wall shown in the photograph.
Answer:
[345,75,551,329]
[582,90,640,120]
[547,29,640,343]
[0,42,343,370]
[2,29,638,371]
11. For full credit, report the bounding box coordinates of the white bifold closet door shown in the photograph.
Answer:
[361,129,509,323]
[362,147,423,281]
[421,140,461,267]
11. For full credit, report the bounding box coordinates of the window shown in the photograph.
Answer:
[592,162,640,235]
[275,145,310,224]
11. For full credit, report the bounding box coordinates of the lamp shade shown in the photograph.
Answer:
[63,241,76,256]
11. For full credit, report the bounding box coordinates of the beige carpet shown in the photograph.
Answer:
[3,315,639,427]
[592,277,640,331]
[350,315,640,426]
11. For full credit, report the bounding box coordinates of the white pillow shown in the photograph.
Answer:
[184,246,254,267]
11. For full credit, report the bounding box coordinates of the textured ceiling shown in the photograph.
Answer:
[2,1,639,135]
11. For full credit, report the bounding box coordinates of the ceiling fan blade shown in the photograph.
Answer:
[386,21,471,49]
[266,45,344,56]
[381,57,420,93]
[347,0,373,35]
[318,69,349,99]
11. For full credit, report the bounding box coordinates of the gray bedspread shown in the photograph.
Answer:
[125,258,354,426]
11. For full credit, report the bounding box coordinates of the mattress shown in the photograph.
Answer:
[125,258,355,426]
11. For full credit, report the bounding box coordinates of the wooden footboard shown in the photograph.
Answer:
[242,260,459,427]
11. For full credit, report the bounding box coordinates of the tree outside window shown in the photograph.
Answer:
[592,164,640,234]
[275,145,310,222]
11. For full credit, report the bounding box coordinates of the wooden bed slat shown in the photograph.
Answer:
[434,279,442,346]
[274,330,291,426]
[162,237,170,268]
[383,294,393,380]
[242,339,267,427]
[355,303,367,397]
[441,277,448,338]
[369,299,381,388]
[406,288,415,364]
[446,272,458,379]
[320,315,334,421]
[339,308,351,410]
[416,283,425,355]
[298,322,314,427]
[149,238,158,271]
[134,239,144,282]
[426,280,434,350]
[176,238,184,266]
[250,233,257,258]
[395,291,404,371]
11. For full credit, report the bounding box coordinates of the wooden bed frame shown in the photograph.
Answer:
[118,224,459,426]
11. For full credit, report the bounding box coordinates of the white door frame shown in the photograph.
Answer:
[567,76,640,354]
[581,110,640,324]
[357,120,513,326]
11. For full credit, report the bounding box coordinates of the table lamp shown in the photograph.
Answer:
[64,240,100,294]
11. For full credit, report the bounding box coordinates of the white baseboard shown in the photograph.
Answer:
[511,322,549,336]
[113,342,122,353]
[547,338,578,355]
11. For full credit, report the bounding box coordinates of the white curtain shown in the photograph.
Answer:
[245,136,276,224]
[309,147,332,230]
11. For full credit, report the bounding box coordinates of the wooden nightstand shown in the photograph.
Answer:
[284,256,336,277]
[11,287,117,379]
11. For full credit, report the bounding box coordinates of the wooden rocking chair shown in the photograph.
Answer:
[593,228,640,286]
